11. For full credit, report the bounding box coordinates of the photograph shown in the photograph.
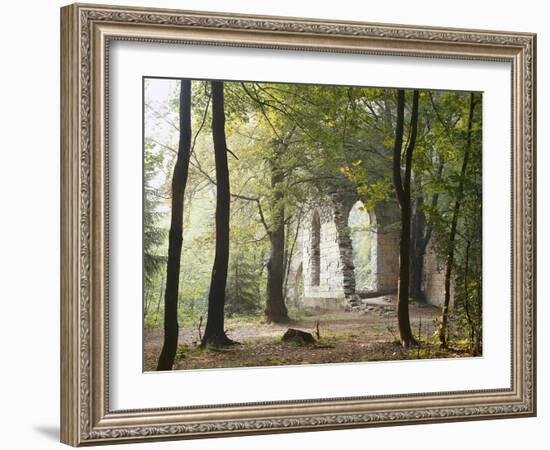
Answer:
[143,78,483,372]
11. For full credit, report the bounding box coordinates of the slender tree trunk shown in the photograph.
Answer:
[474,283,482,354]
[154,273,164,325]
[265,166,290,323]
[392,89,420,348]
[144,290,152,317]
[201,81,233,348]
[397,197,415,347]
[461,238,476,354]
[157,80,192,370]
[439,92,476,348]
[234,261,240,307]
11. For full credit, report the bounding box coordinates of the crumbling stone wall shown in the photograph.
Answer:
[289,195,400,309]
[298,204,347,309]
[287,192,448,310]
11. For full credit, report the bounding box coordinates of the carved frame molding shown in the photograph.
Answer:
[60,3,536,446]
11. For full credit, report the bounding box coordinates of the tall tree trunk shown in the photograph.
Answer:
[156,80,192,370]
[474,282,482,355]
[392,89,420,348]
[154,273,165,325]
[265,166,290,323]
[438,93,477,348]
[461,238,476,353]
[144,289,152,317]
[201,81,233,348]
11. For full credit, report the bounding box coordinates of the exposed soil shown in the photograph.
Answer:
[143,296,472,371]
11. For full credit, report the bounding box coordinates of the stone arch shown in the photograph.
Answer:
[291,196,400,310]
[348,200,378,292]
[310,210,321,286]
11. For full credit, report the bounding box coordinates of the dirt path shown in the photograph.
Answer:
[143,296,467,371]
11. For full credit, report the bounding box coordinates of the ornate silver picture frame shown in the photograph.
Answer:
[60,3,536,446]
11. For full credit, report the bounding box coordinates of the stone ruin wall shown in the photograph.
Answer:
[373,205,401,293]
[296,206,348,309]
[286,194,452,310]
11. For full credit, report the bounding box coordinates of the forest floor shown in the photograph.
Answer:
[143,295,473,371]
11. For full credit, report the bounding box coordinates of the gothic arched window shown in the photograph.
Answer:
[348,201,377,291]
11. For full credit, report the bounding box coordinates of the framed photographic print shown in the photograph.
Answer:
[60,3,536,446]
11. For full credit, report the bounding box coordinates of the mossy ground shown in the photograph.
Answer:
[144,300,475,371]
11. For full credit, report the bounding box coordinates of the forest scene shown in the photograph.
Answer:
[143,77,483,372]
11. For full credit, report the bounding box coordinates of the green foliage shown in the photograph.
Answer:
[338,88,483,349]
[143,77,482,354]
[421,92,483,351]
[341,161,394,211]
[143,141,167,285]
[225,248,264,316]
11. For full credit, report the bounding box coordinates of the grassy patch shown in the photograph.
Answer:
[143,308,477,371]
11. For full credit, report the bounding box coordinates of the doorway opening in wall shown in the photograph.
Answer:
[349,200,377,294]
[143,77,483,372]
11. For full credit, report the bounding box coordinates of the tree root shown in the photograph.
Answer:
[200,333,240,349]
